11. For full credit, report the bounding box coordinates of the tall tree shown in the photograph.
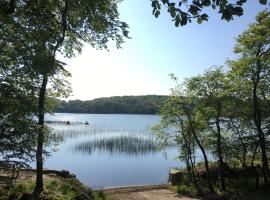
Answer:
[153,75,214,193]
[186,67,228,191]
[0,0,129,198]
[228,10,270,186]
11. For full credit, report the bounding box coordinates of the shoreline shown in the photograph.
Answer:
[101,184,169,194]
[1,167,170,190]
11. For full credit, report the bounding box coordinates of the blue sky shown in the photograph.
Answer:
[64,1,266,100]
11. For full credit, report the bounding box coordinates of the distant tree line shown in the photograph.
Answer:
[55,95,168,114]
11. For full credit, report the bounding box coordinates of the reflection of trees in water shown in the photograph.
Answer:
[73,136,163,156]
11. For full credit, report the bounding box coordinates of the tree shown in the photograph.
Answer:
[151,0,269,27]
[55,95,168,114]
[153,75,214,193]
[154,10,270,193]
[0,68,38,166]
[227,9,270,186]
[186,66,228,191]
[0,0,129,198]
[225,117,258,167]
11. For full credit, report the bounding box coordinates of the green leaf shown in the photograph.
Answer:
[189,5,200,15]
[154,10,160,18]
[236,0,247,5]
[259,0,267,5]
[232,7,243,17]
[180,14,188,26]
[201,13,209,21]
[170,9,176,18]
[197,17,203,24]
[175,19,180,27]
[202,0,211,7]
[222,9,233,21]
[175,15,180,27]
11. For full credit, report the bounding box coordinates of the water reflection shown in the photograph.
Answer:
[73,136,161,156]
[49,124,139,139]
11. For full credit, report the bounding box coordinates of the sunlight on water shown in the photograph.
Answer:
[44,113,182,188]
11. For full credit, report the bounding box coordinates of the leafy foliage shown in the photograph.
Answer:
[151,0,269,27]
[154,10,270,194]
[0,0,129,196]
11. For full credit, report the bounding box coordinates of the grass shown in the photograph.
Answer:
[170,184,197,197]
[0,177,111,200]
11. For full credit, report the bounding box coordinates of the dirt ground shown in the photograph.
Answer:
[103,185,198,200]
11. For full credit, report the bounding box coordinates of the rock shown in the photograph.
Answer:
[168,169,182,185]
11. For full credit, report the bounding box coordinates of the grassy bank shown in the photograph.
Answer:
[0,176,110,200]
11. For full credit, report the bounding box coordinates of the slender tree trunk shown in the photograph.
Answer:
[182,130,201,194]
[215,103,226,191]
[185,110,214,193]
[251,141,259,166]
[33,74,48,198]
[253,81,270,187]
[32,2,67,198]
[216,120,226,191]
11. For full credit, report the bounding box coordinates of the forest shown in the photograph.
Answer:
[152,10,270,198]
[54,95,168,114]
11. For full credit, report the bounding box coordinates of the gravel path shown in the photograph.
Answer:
[103,185,198,200]
[110,189,198,200]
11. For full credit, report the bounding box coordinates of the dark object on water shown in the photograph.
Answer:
[85,121,89,125]
[66,121,70,125]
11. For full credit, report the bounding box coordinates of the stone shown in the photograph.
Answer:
[168,169,182,185]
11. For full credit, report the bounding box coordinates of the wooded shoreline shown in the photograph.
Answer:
[54,95,168,114]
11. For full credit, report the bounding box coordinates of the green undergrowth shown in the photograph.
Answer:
[0,177,110,200]
[170,179,270,200]
[169,164,270,200]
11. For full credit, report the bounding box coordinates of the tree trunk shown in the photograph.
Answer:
[253,81,270,187]
[33,74,48,198]
[185,109,214,193]
[215,103,226,191]
[182,130,201,194]
[251,141,259,166]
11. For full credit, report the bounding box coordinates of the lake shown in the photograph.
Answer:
[44,113,182,189]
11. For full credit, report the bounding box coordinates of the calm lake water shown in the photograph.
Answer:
[44,113,182,189]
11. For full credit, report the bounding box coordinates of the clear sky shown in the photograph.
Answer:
[63,1,267,100]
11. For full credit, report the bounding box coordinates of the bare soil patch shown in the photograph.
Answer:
[103,185,198,200]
